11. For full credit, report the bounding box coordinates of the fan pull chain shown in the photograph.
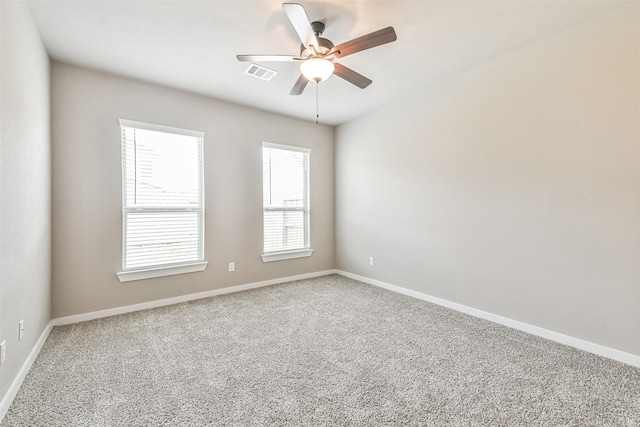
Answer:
[315,81,319,125]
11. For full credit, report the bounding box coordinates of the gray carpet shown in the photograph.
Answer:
[3,275,640,426]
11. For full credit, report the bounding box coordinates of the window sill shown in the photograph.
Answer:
[261,249,314,263]
[117,262,208,282]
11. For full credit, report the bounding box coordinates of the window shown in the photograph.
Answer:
[262,142,312,262]
[117,119,206,282]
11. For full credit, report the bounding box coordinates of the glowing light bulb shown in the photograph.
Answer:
[300,58,335,82]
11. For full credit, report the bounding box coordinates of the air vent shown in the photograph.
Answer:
[244,64,277,81]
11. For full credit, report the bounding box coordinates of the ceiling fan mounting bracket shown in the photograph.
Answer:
[311,21,325,37]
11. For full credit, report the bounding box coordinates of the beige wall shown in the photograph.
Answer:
[0,0,52,401]
[335,5,640,356]
[51,63,334,318]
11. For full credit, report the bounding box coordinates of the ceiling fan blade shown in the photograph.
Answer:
[333,63,372,89]
[332,26,397,58]
[236,54,300,62]
[282,3,319,49]
[290,74,309,95]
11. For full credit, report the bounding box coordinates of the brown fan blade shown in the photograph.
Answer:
[236,54,301,62]
[333,63,372,89]
[283,3,319,49]
[290,74,309,95]
[332,27,397,58]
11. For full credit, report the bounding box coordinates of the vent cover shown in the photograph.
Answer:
[244,64,277,81]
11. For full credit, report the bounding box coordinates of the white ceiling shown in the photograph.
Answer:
[26,0,629,126]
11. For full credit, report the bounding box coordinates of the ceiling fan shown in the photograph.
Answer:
[237,3,397,95]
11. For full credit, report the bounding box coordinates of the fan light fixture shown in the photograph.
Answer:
[300,58,335,82]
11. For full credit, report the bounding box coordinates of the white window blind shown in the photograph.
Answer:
[262,142,310,255]
[120,119,204,271]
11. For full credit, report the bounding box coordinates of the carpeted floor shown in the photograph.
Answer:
[3,275,640,426]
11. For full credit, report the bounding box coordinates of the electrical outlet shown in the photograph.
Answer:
[19,320,24,341]
[369,257,374,266]
[228,262,235,272]
[1,340,6,366]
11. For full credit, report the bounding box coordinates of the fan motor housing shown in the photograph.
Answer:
[299,21,333,58]
[300,37,334,58]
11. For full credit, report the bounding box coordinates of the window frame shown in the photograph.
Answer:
[117,119,207,282]
[261,141,313,262]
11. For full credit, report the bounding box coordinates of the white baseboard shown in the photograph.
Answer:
[336,270,640,368]
[5,268,635,425]
[53,269,338,326]
[0,320,54,422]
